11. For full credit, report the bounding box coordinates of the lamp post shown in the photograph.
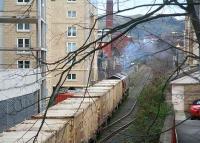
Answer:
[176,43,181,75]
[172,31,180,75]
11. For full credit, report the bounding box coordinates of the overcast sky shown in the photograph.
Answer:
[0,0,185,19]
[97,0,185,17]
[0,0,3,10]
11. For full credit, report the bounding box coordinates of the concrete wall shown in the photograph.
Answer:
[0,69,42,132]
[172,85,184,111]
[159,113,175,143]
[172,84,200,112]
[184,84,200,111]
[0,69,41,100]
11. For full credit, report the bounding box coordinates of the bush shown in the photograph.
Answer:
[129,76,171,143]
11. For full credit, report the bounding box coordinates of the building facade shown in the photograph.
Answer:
[171,2,200,120]
[0,0,46,69]
[0,0,47,132]
[184,16,199,66]
[46,0,98,95]
[184,0,200,67]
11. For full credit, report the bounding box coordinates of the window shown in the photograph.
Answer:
[67,74,76,80]
[17,38,30,48]
[17,0,31,5]
[67,42,77,52]
[68,11,76,18]
[66,43,76,64]
[67,27,76,37]
[17,38,31,54]
[17,61,30,68]
[193,99,200,105]
[17,23,30,32]
[197,101,200,105]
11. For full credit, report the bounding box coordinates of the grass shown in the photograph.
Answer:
[128,76,171,143]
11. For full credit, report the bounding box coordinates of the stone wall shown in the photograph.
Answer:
[184,84,200,111]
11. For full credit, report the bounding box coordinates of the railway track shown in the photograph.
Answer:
[97,66,152,143]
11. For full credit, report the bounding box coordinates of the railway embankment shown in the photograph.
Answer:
[97,65,153,143]
[98,65,172,143]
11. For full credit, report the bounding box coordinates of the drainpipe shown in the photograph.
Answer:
[0,1,4,68]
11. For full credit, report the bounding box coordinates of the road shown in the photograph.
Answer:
[176,120,200,143]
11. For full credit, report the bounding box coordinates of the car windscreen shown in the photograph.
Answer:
[193,100,200,105]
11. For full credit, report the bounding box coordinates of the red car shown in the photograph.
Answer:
[189,99,200,119]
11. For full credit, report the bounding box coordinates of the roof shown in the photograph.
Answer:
[93,80,119,87]
[88,86,112,90]
[34,108,85,119]
[0,131,52,143]
[101,79,120,83]
[73,91,105,97]
[34,98,98,118]
[96,82,119,86]
[8,119,67,132]
[85,88,110,93]
[170,71,200,85]
[51,101,89,110]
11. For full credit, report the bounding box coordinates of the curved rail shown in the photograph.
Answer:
[98,72,152,143]
[101,100,137,131]
[98,119,136,143]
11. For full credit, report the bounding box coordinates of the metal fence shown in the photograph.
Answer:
[0,92,39,132]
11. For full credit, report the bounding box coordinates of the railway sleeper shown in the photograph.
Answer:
[119,98,123,105]
[96,128,102,139]
[88,134,97,143]
[101,115,111,127]
[107,115,112,123]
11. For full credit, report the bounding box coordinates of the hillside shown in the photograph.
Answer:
[98,15,184,39]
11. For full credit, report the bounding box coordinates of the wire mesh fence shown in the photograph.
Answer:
[0,91,39,132]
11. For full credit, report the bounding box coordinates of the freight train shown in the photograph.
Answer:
[0,73,129,143]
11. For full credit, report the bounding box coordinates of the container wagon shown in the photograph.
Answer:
[108,73,129,97]
[0,73,129,143]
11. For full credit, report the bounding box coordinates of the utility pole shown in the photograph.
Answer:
[176,43,180,75]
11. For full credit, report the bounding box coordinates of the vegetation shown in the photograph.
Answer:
[129,75,172,143]
[98,15,184,39]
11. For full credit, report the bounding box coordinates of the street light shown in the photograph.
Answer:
[176,43,181,75]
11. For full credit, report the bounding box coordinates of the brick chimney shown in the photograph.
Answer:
[106,0,113,29]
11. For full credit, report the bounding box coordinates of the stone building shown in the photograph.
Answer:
[171,2,200,120]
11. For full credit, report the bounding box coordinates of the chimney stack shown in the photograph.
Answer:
[106,0,113,29]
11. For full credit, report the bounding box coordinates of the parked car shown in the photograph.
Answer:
[189,99,200,119]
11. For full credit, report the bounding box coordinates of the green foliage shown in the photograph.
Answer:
[98,15,184,39]
[129,76,171,143]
